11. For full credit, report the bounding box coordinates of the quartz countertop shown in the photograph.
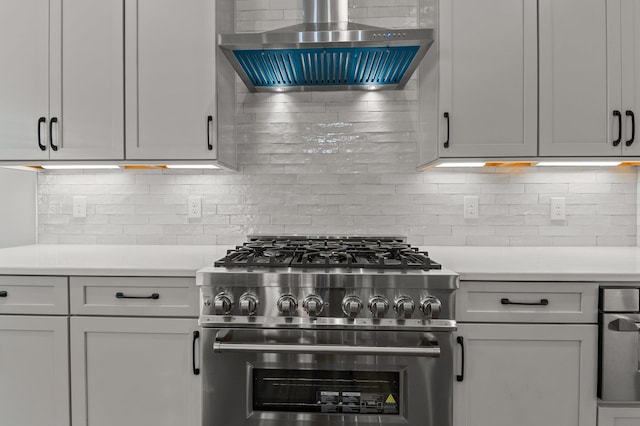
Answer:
[0,244,640,282]
[423,246,640,282]
[0,244,233,276]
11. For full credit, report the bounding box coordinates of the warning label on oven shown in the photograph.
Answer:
[341,392,361,413]
[319,391,340,413]
[336,392,399,414]
[318,391,399,414]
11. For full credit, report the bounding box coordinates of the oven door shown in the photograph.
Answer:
[202,327,454,426]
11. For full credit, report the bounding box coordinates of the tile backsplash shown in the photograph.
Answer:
[37,167,638,247]
[35,0,639,247]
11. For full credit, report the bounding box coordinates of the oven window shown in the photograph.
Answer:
[252,369,400,414]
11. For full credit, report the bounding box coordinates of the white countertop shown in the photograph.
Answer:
[424,246,640,282]
[1,244,640,282]
[0,244,233,276]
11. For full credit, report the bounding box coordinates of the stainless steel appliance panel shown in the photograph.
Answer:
[601,288,640,312]
[202,327,454,426]
[600,312,640,400]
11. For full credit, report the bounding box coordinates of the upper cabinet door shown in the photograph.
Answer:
[49,0,125,160]
[621,0,640,155]
[0,0,50,160]
[125,0,217,160]
[439,0,538,158]
[539,0,617,156]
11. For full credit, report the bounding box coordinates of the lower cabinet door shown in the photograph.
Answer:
[454,323,597,426]
[0,316,70,426]
[598,406,640,426]
[70,317,201,426]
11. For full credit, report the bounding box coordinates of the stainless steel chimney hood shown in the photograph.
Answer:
[219,0,434,92]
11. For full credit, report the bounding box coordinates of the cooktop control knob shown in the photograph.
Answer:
[369,295,389,318]
[302,295,324,317]
[393,296,415,319]
[277,295,298,316]
[239,293,259,316]
[342,295,363,318]
[419,296,442,319]
[213,292,233,315]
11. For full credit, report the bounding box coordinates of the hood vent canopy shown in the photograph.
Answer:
[219,0,434,92]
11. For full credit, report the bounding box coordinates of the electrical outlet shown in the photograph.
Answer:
[72,196,87,218]
[188,197,202,218]
[550,197,566,221]
[463,196,479,219]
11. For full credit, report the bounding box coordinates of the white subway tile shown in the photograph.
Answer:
[136,235,178,245]
[124,225,164,235]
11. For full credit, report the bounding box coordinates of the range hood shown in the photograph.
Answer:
[219,0,434,92]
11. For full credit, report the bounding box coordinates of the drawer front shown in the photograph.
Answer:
[70,277,198,317]
[0,276,68,315]
[456,281,598,323]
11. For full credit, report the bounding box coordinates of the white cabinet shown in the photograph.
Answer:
[70,316,201,426]
[539,0,617,156]
[453,281,598,426]
[125,0,226,161]
[69,276,199,317]
[49,0,124,160]
[0,0,51,160]
[454,323,597,426]
[620,0,640,155]
[540,0,640,157]
[0,276,70,426]
[0,0,124,161]
[0,316,69,426]
[598,406,640,426]
[438,0,537,158]
[2,0,237,165]
[456,281,598,324]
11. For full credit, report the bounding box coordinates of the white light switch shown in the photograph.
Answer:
[72,196,87,218]
[188,197,202,218]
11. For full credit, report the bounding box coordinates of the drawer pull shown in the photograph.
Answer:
[115,292,160,300]
[501,298,549,306]
[0,291,7,298]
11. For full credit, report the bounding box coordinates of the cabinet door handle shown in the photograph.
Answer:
[456,336,464,382]
[37,117,47,151]
[207,115,214,151]
[115,292,160,300]
[0,291,7,298]
[49,117,59,151]
[626,110,636,146]
[192,330,201,375]
[444,112,450,148]
[613,110,622,147]
[501,298,549,306]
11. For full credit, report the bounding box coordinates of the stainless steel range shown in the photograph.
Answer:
[197,236,458,426]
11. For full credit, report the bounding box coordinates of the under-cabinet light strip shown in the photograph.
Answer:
[40,165,121,170]
[535,161,621,167]
[435,161,624,168]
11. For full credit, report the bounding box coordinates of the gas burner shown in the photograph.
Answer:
[304,243,351,252]
[301,250,351,265]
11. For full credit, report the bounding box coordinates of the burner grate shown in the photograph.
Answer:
[214,237,442,270]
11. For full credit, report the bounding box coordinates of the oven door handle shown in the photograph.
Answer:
[213,329,440,357]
